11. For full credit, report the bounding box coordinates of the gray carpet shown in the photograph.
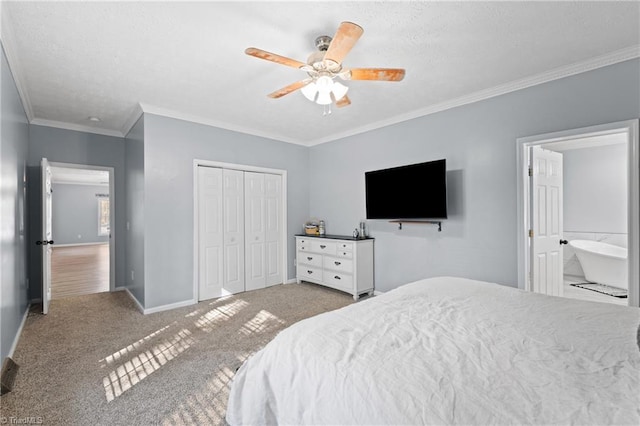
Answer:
[0,283,352,425]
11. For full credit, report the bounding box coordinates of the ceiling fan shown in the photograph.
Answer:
[245,21,405,110]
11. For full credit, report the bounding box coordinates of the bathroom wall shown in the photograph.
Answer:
[562,142,628,277]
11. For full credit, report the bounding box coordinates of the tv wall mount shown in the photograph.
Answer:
[390,220,442,232]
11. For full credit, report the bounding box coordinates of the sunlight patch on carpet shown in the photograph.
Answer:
[194,299,249,332]
[99,324,173,366]
[239,310,285,336]
[162,365,235,425]
[103,328,195,402]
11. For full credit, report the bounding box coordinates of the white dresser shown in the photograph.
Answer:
[295,235,374,300]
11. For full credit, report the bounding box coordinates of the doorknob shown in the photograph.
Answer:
[559,239,568,245]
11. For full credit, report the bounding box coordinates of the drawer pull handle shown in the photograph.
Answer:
[334,261,341,266]
[307,270,313,274]
[320,245,326,249]
[334,275,341,280]
[307,257,313,261]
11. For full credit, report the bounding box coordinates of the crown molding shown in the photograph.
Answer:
[121,103,144,137]
[139,103,307,146]
[30,118,124,138]
[307,45,640,146]
[1,10,34,121]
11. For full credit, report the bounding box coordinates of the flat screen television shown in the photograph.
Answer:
[365,159,447,220]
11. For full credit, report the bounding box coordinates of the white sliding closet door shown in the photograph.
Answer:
[198,167,224,301]
[223,169,245,294]
[265,174,283,287]
[245,172,266,291]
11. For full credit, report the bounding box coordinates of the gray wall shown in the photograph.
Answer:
[1,44,29,361]
[143,113,309,309]
[124,116,145,305]
[563,143,627,234]
[27,125,126,299]
[309,59,640,293]
[52,183,110,245]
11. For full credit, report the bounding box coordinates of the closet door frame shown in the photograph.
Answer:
[192,159,287,302]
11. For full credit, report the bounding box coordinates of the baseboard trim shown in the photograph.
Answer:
[112,286,127,292]
[124,289,196,315]
[30,298,41,304]
[8,304,30,358]
[124,288,145,314]
[284,278,297,284]
[144,299,196,315]
[373,290,385,296]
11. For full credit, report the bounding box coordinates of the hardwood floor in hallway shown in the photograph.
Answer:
[51,243,109,299]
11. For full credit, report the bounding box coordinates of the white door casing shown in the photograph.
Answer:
[198,167,224,301]
[41,158,53,314]
[530,146,564,297]
[265,174,283,287]
[223,169,245,294]
[245,172,266,291]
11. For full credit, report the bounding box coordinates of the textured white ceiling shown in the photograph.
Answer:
[2,1,639,145]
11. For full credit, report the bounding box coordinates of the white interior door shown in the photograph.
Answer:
[41,158,53,314]
[264,174,283,287]
[530,146,564,296]
[244,172,266,291]
[223,169,245,294]
[198,167,224,301]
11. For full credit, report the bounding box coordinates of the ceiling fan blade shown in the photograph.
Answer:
[324,22,364,66]
[267,80,310,99]
[245,47,306,69]
[348,68,406,81]
[335,95,351,108]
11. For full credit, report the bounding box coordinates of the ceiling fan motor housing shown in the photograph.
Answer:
[315,35,332,51]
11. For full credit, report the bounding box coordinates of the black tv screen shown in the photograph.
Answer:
[365,159,447,220]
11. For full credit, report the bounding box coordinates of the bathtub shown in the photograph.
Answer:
[569,240,627,289]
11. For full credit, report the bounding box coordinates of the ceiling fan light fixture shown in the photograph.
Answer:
[331,81,349,101]
[316,91,333,105]
[301,82,318,102]
[315,76,333,94]
[301,76,348,106]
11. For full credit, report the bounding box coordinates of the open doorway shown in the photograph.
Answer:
[49,163,114,300]
[517,120,639,307]
[541,134,628,306]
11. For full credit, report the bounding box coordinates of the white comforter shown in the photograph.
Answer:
[226,277,640,425]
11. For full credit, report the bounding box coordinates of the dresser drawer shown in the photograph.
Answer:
[296,240,310,251]
[323,256,353,273]
[336,250,353,259]
[311,240,337,255]
[337,242,353,252]
[298,253,322,267]
[297,238,311,246]
[298,265,322,281]
[324,271,353,291]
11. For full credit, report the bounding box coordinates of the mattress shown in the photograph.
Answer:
[226,276,640,425]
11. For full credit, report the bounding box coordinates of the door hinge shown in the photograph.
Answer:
[528,167,533,177]
[529,229,533,238]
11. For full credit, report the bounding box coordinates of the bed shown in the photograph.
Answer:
[226,277,640,425]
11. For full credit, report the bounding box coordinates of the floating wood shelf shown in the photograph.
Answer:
[389,220,442,232]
